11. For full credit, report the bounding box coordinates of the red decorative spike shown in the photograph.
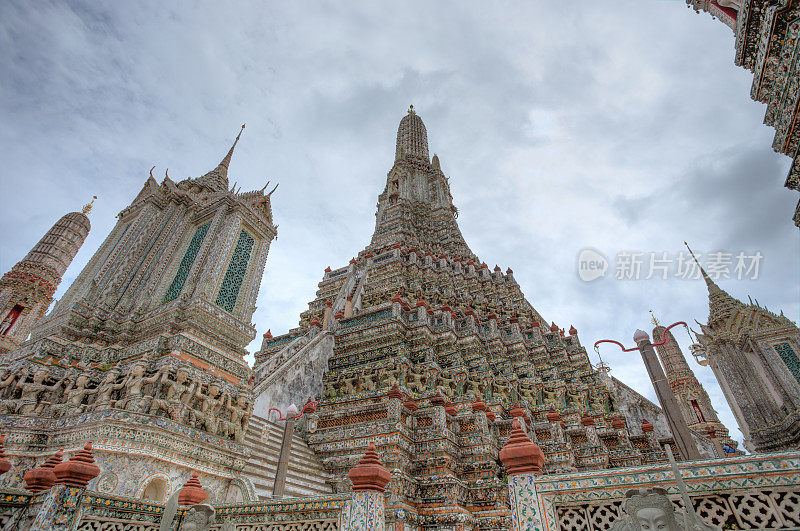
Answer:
[178,472,208,505]
[53,442,100,488]
[24,449,62,492]
[0,435,11,477]
[500,419,545,475]
[349,442,391,493]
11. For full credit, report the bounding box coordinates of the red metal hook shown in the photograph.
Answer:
[594,321,688,353]
[268,400,319,421]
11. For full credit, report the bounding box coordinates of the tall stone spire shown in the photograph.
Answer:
[395,105,430,164]
[650,310,736,453]
[684,242,743,326]
[0,203,92,353]
[196,124,245,192]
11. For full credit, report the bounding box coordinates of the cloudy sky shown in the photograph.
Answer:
[2,1,798,447]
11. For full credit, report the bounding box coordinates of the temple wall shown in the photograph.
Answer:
[537,451,800,530]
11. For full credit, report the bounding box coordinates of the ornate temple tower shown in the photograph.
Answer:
[0,200,93,354]
[650,313,737,452]
[686,0,800,227]
[0,126,277,502]
[689,248,800,453]
[253,108,683,529]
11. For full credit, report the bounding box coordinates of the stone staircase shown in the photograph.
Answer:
[242,414,332,500]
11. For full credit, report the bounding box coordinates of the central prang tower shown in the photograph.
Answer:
[254,108,679,530]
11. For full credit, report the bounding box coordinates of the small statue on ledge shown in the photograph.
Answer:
[610,488,718,531]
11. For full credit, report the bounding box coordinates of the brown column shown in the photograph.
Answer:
[634,331,702,461]
[272,417,295,497]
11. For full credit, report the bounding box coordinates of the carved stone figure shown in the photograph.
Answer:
[324,371,340,398]
[16,368,67,416]
[610,488,718,531]
[543,387,559,406]
[117,361,163,414]
[193,382,225,435]
[463,376,481,396]
[518,383,540,405]
[492,378,510,402]
[90,369,124,411]
[0,367,25,414]
[149,366,197,423]
[384,365,405,388]
[183,504,216,530]
[565,388,584,409]
[224,393,252,441]
[590,391,607,412]
[361,368,379,391]
[437,368,457,397]
[57,372,97,416]
[0,368,22,398]
[341,372,359,394]
[405,365,426,393]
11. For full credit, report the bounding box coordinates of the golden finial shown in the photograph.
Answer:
[408,105,415,115]
[82,196,98,215]
[649,309,661,327]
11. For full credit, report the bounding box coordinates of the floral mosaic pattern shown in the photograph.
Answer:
[164,221,211,303]
[216,229,255,312]
[774,342,800,384]
[509,473,544,531]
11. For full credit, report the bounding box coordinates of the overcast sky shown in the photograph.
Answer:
[2,1,798,447]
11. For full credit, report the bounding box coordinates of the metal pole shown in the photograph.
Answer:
[272,417,295,498]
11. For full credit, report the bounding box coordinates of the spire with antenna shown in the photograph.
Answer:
[684,241,743,325]
[649,309,661,327]
[197,124,245,192]
[82,196,98,215]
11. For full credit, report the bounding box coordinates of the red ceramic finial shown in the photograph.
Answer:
[24,449,63,492]
[263,329,272,339]
[472,397,488,412]
[641,418,654,433]
[53,442,100,488]
[324,266,332,273]
[500,419,545,476]
[349,442,391,493]
[550,322,559,332]
[569,325,577,335]
[178,472,208,505]
[0,435,11,476]
[403,396,418,411]
[304,397,317,414]
[431,391,446,406]
[546,407,561,423]
[335,310,345,320]
[309,318,322,328]
[388,384,403,400]
[508,404,526,418]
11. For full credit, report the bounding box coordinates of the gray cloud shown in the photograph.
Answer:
[1,0,797,447]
